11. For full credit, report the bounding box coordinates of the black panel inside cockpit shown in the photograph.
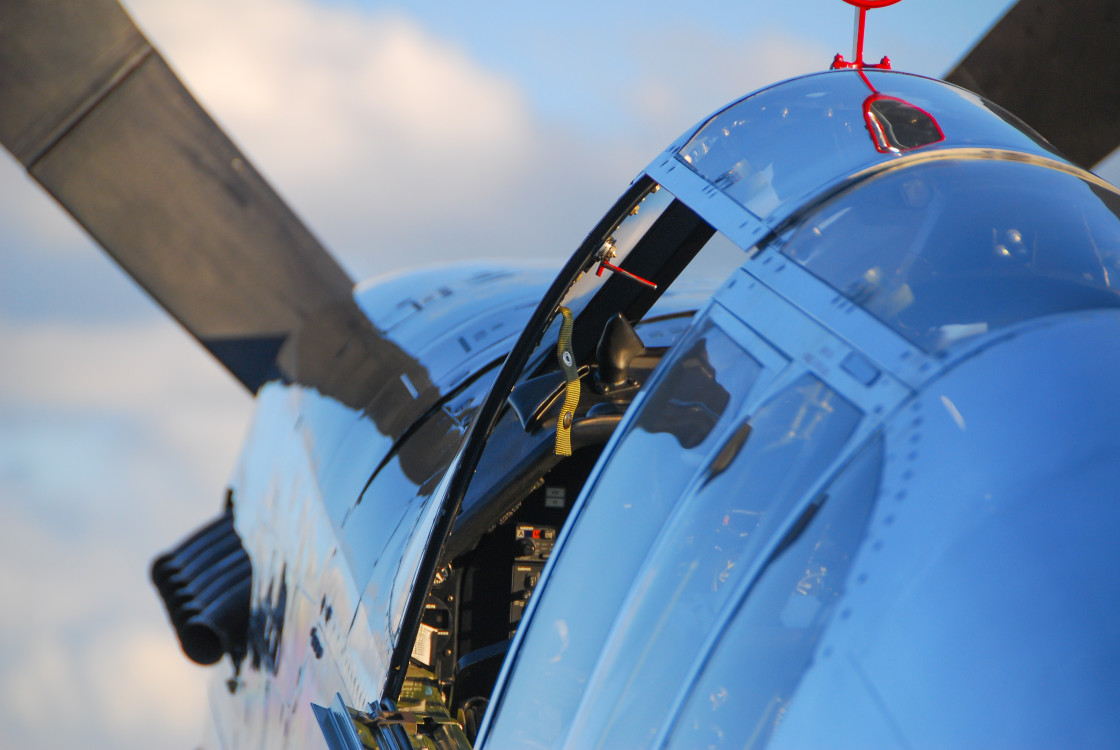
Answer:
[420,448,600,737]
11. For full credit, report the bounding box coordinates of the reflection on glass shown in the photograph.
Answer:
[666,435,884,750]
[483,319,762,750]
[782,159,1120,350]
[636,333,731,448]
[564,375,861,749]
[865,96,944,153]
[679,73,873,218]
[853,67,944,155]
[678,70,1061,222]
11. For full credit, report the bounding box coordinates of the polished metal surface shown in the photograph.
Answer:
[479,289,911,749]
[666,310,1120,748]
[478,69,1120,750]
[9,2,1120,745]
[205,262,552,748]
[210,65,1120,750]
[354,263,559,393]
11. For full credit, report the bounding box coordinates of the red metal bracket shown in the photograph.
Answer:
[830,0,901,70]
[595,259,658,289]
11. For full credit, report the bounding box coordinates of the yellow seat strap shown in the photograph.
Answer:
[555,306,580,456]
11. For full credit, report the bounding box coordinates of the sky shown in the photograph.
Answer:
[2,1,1116,748]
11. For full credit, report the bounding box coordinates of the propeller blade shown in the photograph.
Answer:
[0,0,442,454]
[945,0,1120,169]
[0,0,386,394]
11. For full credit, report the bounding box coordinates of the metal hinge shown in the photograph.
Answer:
[313,693,472,750]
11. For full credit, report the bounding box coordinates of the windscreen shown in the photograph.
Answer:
[480,318,767,749]
[781,158,1120,350]
[677,70,1056,225]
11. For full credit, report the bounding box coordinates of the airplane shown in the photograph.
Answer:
[3,0,1120,748]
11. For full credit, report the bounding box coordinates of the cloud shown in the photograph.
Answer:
[83,626,210,735]
[136,0,532,175]
[0,317,250,502]
[0,315,242,750]
[0,316,250,748]
[0,503,209,748]
[119,0,557,275]
[114,0,728,285]
[621,26,829,142]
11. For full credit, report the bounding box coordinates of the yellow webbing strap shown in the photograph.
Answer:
[555,306,580,456]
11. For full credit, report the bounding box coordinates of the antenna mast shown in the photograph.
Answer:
[830,0,902,70]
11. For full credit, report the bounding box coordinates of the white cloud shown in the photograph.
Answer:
[0,317,250,495]
[2,640,86,729]
[0,318,247,749]
[84,626,209,735]
[0,502,211,749]
[121,0,542,259]
[622,27,828,142]
[105,0,673,285]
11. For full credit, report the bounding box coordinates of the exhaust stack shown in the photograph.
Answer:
[151,507,252,665]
